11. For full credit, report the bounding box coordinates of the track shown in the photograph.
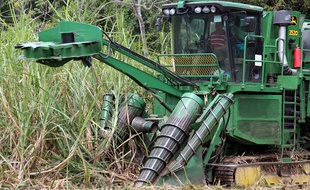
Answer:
[212,150,310,186]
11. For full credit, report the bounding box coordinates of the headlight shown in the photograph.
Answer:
[210,6,216,13]
[163,9,170,15]
[202,6,210,13]
[169,8,176,15]
[194,6,202,14]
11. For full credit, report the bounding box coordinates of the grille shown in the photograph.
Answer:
[159,54,219,76]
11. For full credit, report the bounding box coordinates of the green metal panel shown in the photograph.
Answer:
[158,146,206,186]
[277,75,299,90]
[39,21,103,43]
[153,91,172,117]
[15,21,103,61]
[228,94,282,145]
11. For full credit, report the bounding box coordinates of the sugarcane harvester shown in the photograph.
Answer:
[15,0,310,187]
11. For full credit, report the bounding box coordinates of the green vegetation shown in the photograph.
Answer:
[228,0,310,15]
[0,0,151,188]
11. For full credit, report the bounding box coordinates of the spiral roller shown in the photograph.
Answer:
[167,93,234,173]
[115,93,146,141]
[99,93,115,130]
[134,93,204,187]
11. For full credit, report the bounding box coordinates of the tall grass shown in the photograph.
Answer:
[0,0,162,189]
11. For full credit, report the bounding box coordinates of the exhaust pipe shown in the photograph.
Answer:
[274,10,297,75]
[278,26,297,75]
[135,93,204,187]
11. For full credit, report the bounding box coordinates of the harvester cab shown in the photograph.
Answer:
[15,0,310,188]
[159,0,263,83]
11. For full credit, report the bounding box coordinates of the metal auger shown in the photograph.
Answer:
[99,93,115,131]
[163,93,234,175]
[134,92,204,187]
[115,93,146,142]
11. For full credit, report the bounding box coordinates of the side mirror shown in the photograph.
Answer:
[244,16,256,32]
[155,16,162,31]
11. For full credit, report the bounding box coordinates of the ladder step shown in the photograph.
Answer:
[285,109,300,116]
[283,116,296,119]
[284,102,297,105]
[283,129,295,133]
[282,90,298,152]
[285,96,300,101]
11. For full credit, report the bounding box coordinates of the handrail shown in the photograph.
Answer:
[242,35,286,89]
